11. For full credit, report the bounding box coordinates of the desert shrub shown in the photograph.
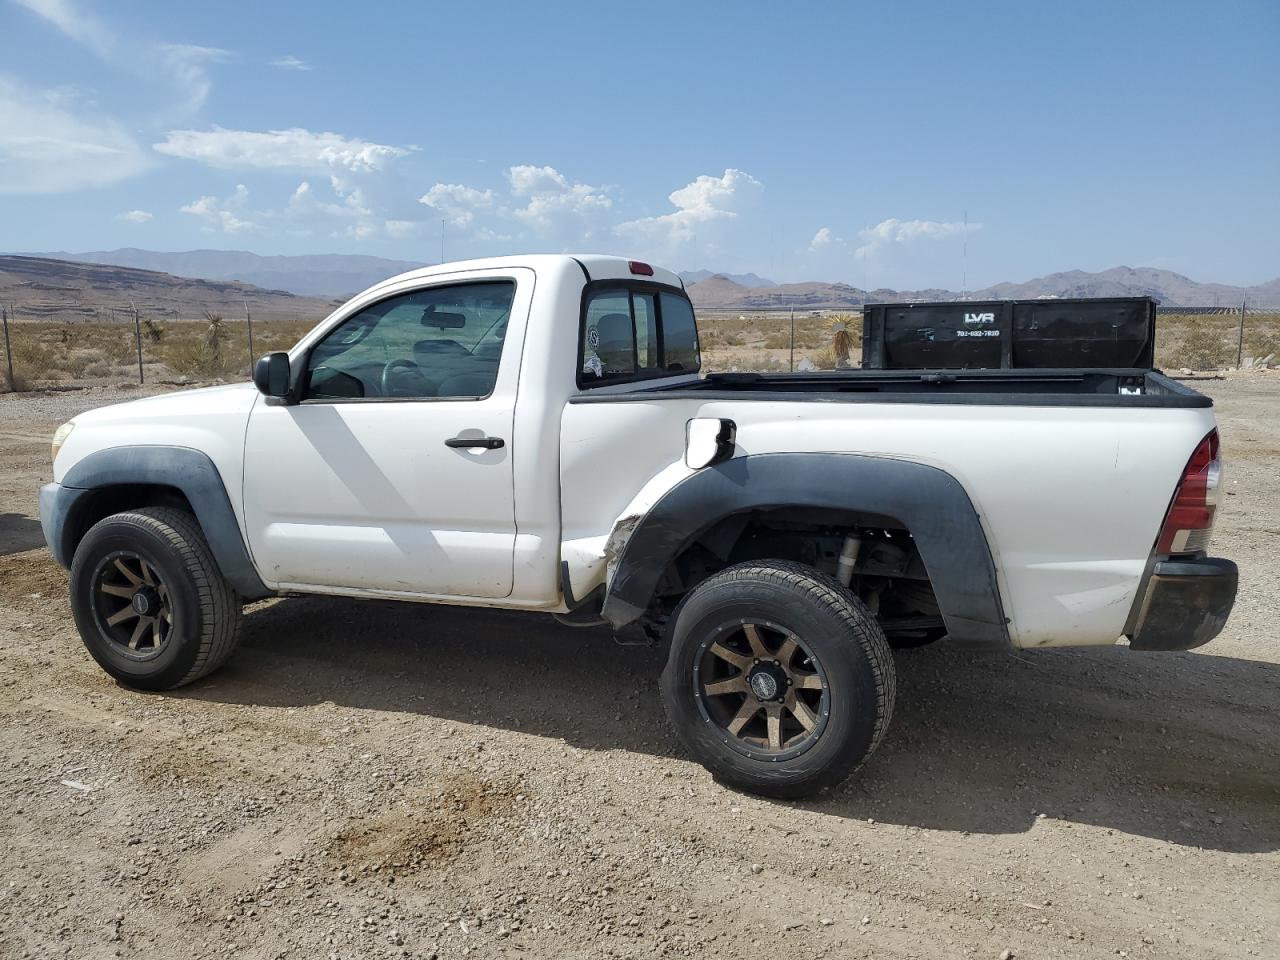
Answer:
[1161,319,1232,370]
[62,347,108,378]
[5,329,59,382]
[101,331,138,365]
[157,338,238,379]
[812,347,838,370]
[1244,317,1280,361]
[753,355,790,372]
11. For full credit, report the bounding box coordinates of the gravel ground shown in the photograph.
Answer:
[0,375,1276,960]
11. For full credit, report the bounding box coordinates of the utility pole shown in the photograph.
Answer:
[1236,300,1247,368]
[244,299,255,374]
[2,304,14,392]
[131,300,144,385]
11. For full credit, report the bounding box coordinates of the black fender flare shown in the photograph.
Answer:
[48,445,270,600]
[600,452,1010,651]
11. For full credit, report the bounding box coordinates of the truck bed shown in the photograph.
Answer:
[561,364,1218,649]
[570,368,1211,408]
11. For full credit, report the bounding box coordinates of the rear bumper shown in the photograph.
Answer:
[1127,557,1237,651]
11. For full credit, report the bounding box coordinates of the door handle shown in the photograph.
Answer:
[445,435,505,449]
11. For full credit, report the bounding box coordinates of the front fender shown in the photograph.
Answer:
[601,452,1010,651]
[45,445,269,600]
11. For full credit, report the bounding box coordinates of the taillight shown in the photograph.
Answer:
[1156,430,1221,555]
[628,260,654,276]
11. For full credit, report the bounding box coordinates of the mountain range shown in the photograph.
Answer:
[0,255,340,322]
[685,266,1280,311]
[24,248,421,298]
[5,249,1278,313]
[679,269,776,288]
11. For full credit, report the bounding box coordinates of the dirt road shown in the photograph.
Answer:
[1,377,1277,960]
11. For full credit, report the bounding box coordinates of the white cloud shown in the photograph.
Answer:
[854,218,977,260]
[419,183,496,226]
[286,180,346,219]
[12,0,115,59]
[180,184,254,233]
[14,0,227,115]
[413,165,765,261]
[270,55,312,71]
[616,168,763,257]
[506,165,612,239]
[117,209,153,223]
[415,165,612,247]
[154,127,410,173]
[809,226,836,250]
[507,165,570,196]
[0,77,149,194]
[179,179,415,242]
[159,44,232,113]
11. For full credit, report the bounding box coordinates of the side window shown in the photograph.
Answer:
[306,280,515,400]
[580,286,701,385]
[659,293,700,372]
[582,291,634,380]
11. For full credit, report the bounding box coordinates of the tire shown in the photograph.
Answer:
[69,507,243,690]
[660,560,895,798]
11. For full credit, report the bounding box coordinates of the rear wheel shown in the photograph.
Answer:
[660,560,895,798]
[69,507,243,690]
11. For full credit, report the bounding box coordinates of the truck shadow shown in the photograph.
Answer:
[0,512,46,556]
[187,595,1280,854]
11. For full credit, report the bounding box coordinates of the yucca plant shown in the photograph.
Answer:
[203,311,226,364]
[828,313,859,367]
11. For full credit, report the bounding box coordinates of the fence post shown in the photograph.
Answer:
[789,307,795,372]
[244,299,255,375]
[131,300,144,385]
[1235,300,1247,368]
[2,305,14,392]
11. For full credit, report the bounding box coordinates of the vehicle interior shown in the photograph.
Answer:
[304,280,515,401]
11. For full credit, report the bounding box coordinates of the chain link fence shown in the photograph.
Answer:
[0,303,313,392]
[2,300,1278,391]
[1154,306,1280,371]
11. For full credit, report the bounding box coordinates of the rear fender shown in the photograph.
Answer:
[601,452,1010,651]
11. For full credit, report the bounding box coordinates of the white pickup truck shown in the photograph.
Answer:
[40,254,1237,796]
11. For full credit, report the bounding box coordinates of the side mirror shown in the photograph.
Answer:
[253,352,292,398]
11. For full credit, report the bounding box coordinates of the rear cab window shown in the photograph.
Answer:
[579,283,701,387]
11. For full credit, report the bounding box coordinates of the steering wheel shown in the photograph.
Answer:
[380,358,433,398]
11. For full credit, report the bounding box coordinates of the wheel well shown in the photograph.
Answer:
[68,484,195,557]
[651,509,943,640]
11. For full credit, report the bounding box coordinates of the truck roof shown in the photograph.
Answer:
[368,254,684,295]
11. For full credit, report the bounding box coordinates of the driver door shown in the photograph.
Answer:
[242,270,530,599]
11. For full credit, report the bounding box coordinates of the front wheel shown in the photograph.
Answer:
[69,507,243,690]
[660,560,896,798]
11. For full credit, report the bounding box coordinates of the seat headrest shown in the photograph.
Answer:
[594,313,633,355]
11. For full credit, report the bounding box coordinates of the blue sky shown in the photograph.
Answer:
[1,0,1276,288]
